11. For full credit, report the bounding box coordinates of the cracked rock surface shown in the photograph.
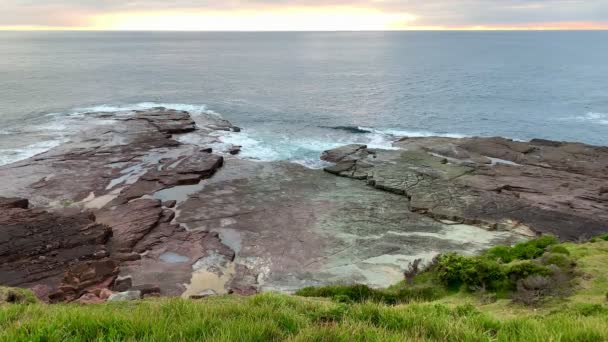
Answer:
[1,108,605,302]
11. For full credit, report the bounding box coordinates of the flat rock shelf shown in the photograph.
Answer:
[1,108,606,303]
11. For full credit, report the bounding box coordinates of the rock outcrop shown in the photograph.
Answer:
[1,107,606,302]
[0,108,239,302]
[322,136,608,240]
[0,199,111,289]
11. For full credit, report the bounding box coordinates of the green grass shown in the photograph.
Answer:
[2,238,608,341]
[2,294,608,341]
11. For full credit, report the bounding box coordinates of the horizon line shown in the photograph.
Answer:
[2,28,608,32]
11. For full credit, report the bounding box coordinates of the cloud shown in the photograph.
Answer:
[2,0,607,29]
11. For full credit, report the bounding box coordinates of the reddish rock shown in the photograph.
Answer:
[49,259,119,303]
[76,293,105,305]
[0,205,111,290]
[134,108,196,134]
[96,199,164,250]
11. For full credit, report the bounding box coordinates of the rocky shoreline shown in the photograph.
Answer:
[1,108,606,303]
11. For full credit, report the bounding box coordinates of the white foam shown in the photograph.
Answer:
[561,112,608,125]
[1,102,219,167]
[72,102,221,117]
[0,139,65,166]
[366,127,467,139]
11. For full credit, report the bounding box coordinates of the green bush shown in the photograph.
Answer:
[510,235,558,260]
[435,254,475,288]
[548,245,570,255]
[435,254,506,291]
[482,235,559,263]
[540,253,575,268]
[0,287,38,304]
[599,234,608,241]
[507,261,552,282]
[484,245,514,263]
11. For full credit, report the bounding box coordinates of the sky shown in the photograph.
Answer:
[1,0,607,31]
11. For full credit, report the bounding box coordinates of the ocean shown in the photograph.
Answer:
[1,31,607,167]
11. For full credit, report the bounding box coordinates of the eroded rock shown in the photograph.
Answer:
[0,204,111,291]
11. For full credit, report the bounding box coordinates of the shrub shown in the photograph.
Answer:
[510,235,558,260]
[435,254,506,291]
[548,245,570,255]
[403,259,422,285]
[435,254,476,288]
[484,245,513,263]
[0,287,38,304]
[512,275,552,306]
[540,253,575,269]
[599,234,608,241]
[507,261,552,282]
[482,235,559,263]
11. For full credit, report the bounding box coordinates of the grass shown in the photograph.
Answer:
[1,239,608,341]
[2,293,608,341]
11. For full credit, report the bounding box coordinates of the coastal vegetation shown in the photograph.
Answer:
[2,236,608,341]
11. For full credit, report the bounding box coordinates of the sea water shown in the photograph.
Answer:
[1,31,607,167]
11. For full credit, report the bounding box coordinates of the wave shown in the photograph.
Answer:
[560,112,608,125]
[1,102,221,167]
[0,140,65,166]
[46,102,222,118]
[322,126,374,134]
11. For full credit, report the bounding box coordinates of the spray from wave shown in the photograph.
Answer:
[1,102,470,169]
[558,112,608,125]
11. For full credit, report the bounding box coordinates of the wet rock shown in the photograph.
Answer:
[0,197,29,209]
[321,144,368,163]
[108,290,141,302]
[113,276,133,292]
[229,145,242,155]
[163,200,177,208]
[134,108,196,134]
[114,152,223,204]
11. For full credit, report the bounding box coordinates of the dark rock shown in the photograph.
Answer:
[163,200,177,208]
[229,145,242,155]
[0,197,28,209]
[112,276,133,292]
[232,127,242,133]
[132,284,161,296]
[159,209,176,223]
[228,286,258,296]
